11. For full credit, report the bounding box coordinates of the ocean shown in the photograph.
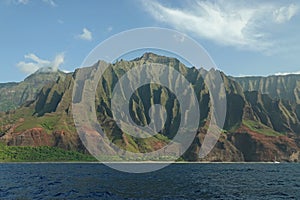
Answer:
[0,163,299,199]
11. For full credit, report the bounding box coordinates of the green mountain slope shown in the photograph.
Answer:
[1,53,300,162]
[0,70,67,112]
[232,75,300,104]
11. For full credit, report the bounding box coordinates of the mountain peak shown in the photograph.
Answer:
[140,52,160,60]
[24,68,66,82]
[35,67,59,74]
[132,52,180,64]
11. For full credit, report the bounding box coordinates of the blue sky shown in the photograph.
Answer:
[0,0,300,82]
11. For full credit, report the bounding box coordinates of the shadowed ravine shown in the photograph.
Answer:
[1,53,300,162]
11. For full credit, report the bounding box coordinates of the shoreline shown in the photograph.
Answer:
[0,161,296,164]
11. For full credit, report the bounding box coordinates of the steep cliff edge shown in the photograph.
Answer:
[1,53,300,162]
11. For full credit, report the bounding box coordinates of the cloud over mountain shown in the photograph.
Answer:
[17,53,64,74]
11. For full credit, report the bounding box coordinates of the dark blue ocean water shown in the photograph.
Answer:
[0,163,299,199]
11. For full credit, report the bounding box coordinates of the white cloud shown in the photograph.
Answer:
[61,69,72,73]
[7,0,29,5]
[51,53,64,70]
[42,0,56,7]
[273,4,298,24]
[78,28,92,41]
[17,53,64,74]
[18,0,28,4]
[173,34,185,43]
[107,26,113,32]
[7,0,57,6]
[275,71,300,76]
[142,1,299,51]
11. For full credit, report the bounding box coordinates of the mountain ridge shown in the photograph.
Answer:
[0,70,67,112]
[231,74,300,104]
[1,53,300,162]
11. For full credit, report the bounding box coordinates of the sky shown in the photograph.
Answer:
[0,0,300,82]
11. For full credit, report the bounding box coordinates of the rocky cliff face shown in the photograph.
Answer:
[0,70,66,112]
[232,75,300,104]
[1,53,300,162]
[228,126,300,162]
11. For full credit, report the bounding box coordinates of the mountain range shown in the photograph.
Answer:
[0,69,66,112]
[1,53,300,162]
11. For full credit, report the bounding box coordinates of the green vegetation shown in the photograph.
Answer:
[0,70,66,112]
[0,144,96,162]
[1,53,300,162]
[3,107,73,134]
[233,74,300,104]
[19,114,61,134]
[242,120,282,136]
[0,144,180,162]
[0,100,17,111]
